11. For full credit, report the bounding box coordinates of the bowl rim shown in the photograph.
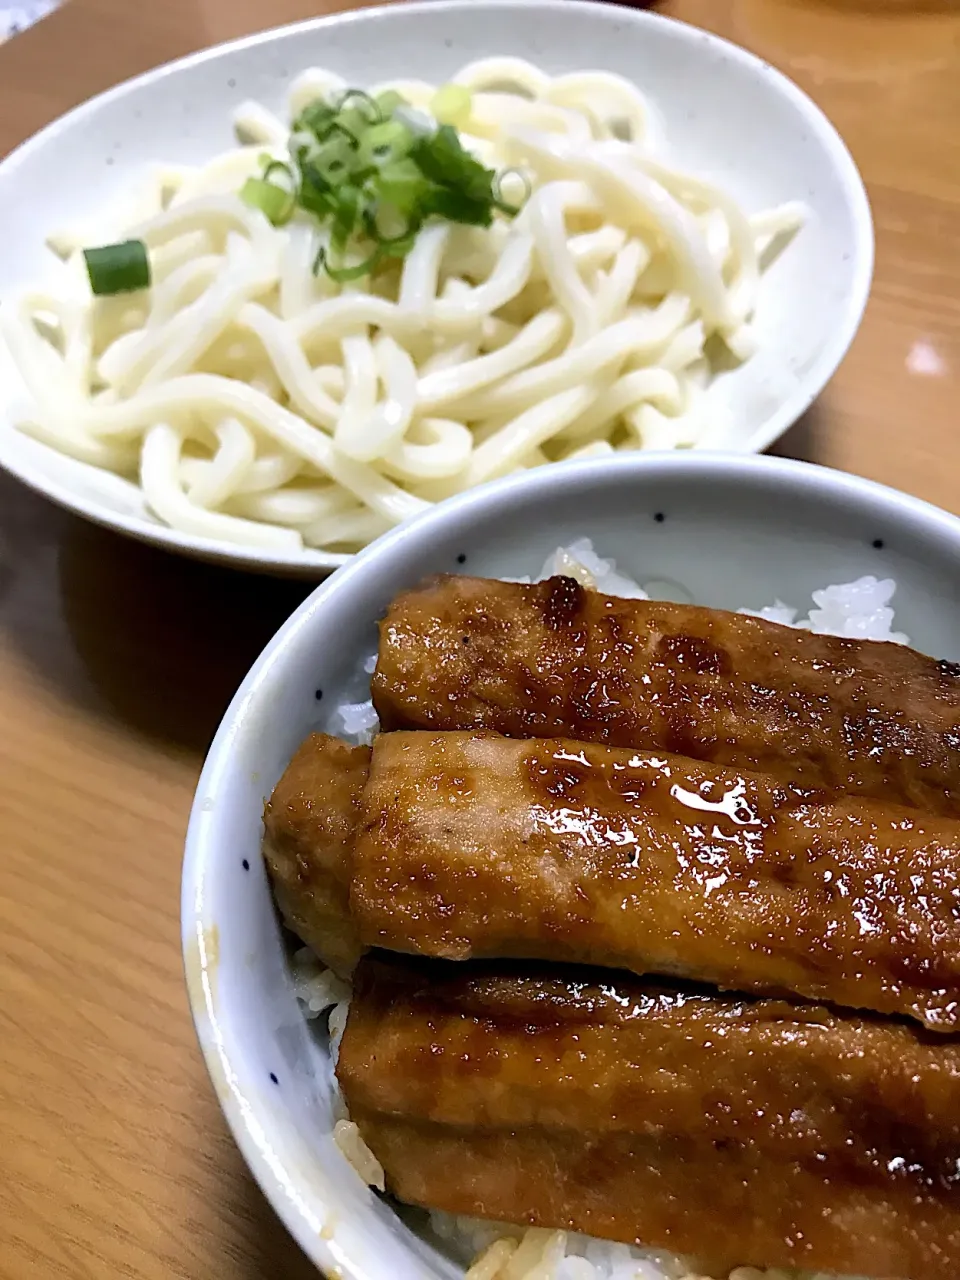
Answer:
[0,0,873,576]
[182,450,960,1278]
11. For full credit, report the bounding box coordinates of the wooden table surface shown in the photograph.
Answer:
[0,1,958,1276]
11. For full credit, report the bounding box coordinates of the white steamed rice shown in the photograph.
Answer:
[295,541,904,1280]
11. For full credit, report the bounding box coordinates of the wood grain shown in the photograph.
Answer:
[0,1,958,1277]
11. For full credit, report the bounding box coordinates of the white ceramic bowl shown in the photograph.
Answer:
[0,0,872,577]
[183,452,960,1279]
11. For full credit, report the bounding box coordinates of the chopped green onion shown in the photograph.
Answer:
[333,89,382,125]
[431,84,473,128]
[263,159,297,189]
[322,119,361,149]
[298,159,337,218]
[331,186,362,254]
[376,158,429,215]
[312,244,381,282]
[295,99,338,135]
[413,125,495,205]
[357,119,414,169]
[83,240,151,296]
[240,177,296,226]
[375,90,406,117]
[493,167,532,216]
[312,133,359,179]
[422,186,493,228]
[364,207,422,251]
[244,85,528,281]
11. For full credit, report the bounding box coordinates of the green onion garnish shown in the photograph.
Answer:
[333,89,383,125]
[83,240,151,296]
[375,89,406,118]
[493,167,532,217]
[244,85,527,280]
[313,244,383,283]
[240,176,296,226]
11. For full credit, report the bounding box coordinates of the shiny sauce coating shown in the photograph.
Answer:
[338,956,960,1278]
[351,730,960,1029]
[372,575,960,816]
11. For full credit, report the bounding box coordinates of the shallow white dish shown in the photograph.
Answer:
[183,451,960,1278]
[0,0,872,577]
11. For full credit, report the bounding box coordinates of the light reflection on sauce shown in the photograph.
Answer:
[532,803,641,850]
[410,733,960,1030]
[670,779,760,826]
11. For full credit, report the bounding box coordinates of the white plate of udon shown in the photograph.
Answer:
[0,0,872,575]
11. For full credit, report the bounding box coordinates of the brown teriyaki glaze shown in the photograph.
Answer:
[337,956,960,1279]
[261,732,369,977]
[350,730,960,1030]
[371,575,960,816]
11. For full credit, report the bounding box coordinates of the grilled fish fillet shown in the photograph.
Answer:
[262,729,960,1028]
[261,733,368,976]
[372,574,960,816]
[350,731,960,1029]
[337,956,960,1278]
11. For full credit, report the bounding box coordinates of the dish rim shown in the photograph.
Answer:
[0,0,874,576]
[181,450,960,1278]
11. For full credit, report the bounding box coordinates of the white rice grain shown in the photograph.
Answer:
[740,574,908,644]
[334,698,380,742]
[468,1240,522,1280]
[333,1119,385,1192]
[290,946,350,1017]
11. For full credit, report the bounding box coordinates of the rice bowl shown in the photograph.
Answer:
[183,453,960,1280]
[288,538,909,1280]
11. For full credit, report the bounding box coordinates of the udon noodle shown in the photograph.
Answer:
[0,58,805,558]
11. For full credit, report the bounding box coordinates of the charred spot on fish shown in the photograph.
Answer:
[658,633,732,677]
[872,538,885,549]
[542,575,586,631]
[842,709,920,764]
[664,715,718,761]
[570,673,635,733]
[456,553,467,564]
[654,512,665,523]
[770,860,800,887]
[882,949,960,992]
[535,760,590,801]
[937,659,960,682]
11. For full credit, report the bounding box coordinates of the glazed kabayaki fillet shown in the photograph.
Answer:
[373,574,960,815]
[264,730,960,1029]
[338,956,960,1280]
